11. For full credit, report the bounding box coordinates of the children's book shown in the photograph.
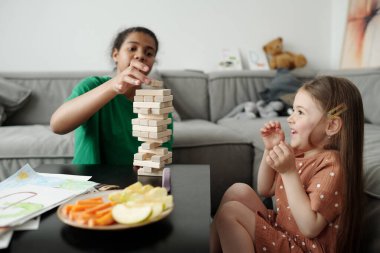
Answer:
[0,164,97,227]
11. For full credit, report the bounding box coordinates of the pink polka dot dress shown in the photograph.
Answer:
[255,150,343,253]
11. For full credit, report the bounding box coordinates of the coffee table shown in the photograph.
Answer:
[3,164,210,252]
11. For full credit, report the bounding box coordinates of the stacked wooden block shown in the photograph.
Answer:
[132,80,173,176]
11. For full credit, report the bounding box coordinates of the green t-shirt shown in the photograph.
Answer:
[67,76,173,166]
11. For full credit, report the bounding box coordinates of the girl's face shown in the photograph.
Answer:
[112,32,157,75]
[287,89,328,157]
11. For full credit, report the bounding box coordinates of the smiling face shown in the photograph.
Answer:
[287,89,329,157]
[112,32,157,75]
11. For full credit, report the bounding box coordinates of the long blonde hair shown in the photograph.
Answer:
[302,76,364,253]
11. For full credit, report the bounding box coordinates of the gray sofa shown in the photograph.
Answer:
[0,69,379,252]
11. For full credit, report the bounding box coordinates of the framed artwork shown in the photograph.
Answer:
[218,48,243,71]
[247,49,270,70]
[341,0,380,68]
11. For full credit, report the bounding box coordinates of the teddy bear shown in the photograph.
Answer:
[263,37,307,70]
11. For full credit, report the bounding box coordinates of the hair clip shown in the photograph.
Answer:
[327,103,347,119]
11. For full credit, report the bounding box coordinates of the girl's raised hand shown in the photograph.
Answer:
[266,141,295,174]
[111,59,151,94]
[260,121,285,150]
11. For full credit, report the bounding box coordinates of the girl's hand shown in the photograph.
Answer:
[266,141,295,174]
[111,59,151,94]
[260,121,285,150]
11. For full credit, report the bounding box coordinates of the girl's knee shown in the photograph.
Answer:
[215,201,240,226]
[225,183,255,200]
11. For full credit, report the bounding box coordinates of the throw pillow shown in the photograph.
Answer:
[0,77,32,117]
[259,68,302,103]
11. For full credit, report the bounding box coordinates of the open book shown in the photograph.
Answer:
[0,164,97,227]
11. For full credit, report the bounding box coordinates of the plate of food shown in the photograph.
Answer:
[57,182,174,230]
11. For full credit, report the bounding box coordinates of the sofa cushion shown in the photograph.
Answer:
[160,70,209,121]
[0,77,32,118]
[363,124,380,198]
[0,125,74,159]
[0,105,5,125]
[217,117,290,151]
[208,70,315,123]
[317,68,380,125]
[1,72,109,125]
[173,119,251,148]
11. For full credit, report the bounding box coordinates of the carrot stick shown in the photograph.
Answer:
[95,212,115,226]
[71,204,100,212]
[84,202,115,215]
[76,197,104,205]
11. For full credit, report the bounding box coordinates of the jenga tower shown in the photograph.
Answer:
[132,80,173,176]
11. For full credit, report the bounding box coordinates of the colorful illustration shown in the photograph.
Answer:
[341,0,380,68]
[0,164,97,227]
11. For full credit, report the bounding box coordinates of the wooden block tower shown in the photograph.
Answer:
[132,80,173,176]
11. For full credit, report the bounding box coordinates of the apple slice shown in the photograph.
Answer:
[112,204,152,224]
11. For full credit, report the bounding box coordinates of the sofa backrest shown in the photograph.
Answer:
[160,70,209,121]
[1,72,109,125]
[208,70,315,122]
[317,68,380,126]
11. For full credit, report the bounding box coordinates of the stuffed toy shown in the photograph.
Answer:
[224,102,258,120]
[263,37,307,70]
[256,100,284,118]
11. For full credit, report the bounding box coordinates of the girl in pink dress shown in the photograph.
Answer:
[210,76,364,253]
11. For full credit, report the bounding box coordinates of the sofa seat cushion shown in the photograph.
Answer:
[218,117,290,151]
[173,119,251,148]
[0,125,74,159]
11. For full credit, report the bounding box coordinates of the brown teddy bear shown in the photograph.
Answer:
[263,37,307,70]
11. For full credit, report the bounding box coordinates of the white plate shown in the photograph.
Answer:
[57,190,173,230]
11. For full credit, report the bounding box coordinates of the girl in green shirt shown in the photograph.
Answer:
[50,27,173,166]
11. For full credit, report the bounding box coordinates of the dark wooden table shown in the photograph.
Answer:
[1,164,210,253]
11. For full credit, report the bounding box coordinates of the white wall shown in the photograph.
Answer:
[0,0,348,73]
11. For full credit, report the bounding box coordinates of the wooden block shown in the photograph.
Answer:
[133,108,151,114]
[138,113,168,120]
[165,157,173,164]
[131,118,140,125]
[150,80,163,88]
[138,136,169,143]
[140,166,153,173]
[139,146,168,155]
[133,159,164,168]
[154,95,173,102]
[137,168,163,177]
[148,118,172,127]
[134,95,144,102]
[139,119,149,126]
[162,101,173,107]
[149,129,172,139]
[132,130,149,138]
[143,96,154,102]
[133,125,166,133]
[141,142,161,149]
[151,107,174,115]
[133,152,152,161]
[151,152,172,162]
[133,102,165,109]
[136,89,171,96]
